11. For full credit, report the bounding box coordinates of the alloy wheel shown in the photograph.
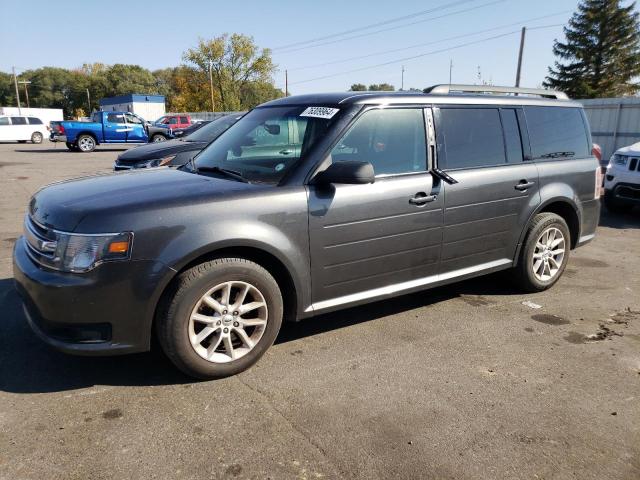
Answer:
[532,226,566,281]
[78,136,95,151]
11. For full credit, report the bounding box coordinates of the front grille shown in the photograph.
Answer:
[23,216,57,261]
[629,157,639,172]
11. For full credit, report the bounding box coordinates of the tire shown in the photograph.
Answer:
[151,134,167,142]
[157,258,283,379]
[65,142,78,151]
[513,213,570,292]
[77,134,96,152]
[31,132,43,144]
[604,192,633,214]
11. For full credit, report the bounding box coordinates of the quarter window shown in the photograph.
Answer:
[524,106,589,159]
[11,117,27,125]
[0,117,9,126]
[180,116,188,123]
[438,108,505,169]
[27,117,43,125]
[331,108,427,176]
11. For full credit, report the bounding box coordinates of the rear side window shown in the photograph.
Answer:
[331,108,427,176]
[11,117,27,125]
[107,113,124,123]
[524,106,589,159]
[168,117,178,125]
[27,117,43,125]
[438,108,505,169]
[180,116,188,123]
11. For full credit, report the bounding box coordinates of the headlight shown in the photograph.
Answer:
[136,155,176,169]
[25,220,133,273]
[613,154,628,166]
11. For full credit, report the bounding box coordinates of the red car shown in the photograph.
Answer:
[154,114,191,130]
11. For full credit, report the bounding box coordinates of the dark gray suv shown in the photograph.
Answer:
[13,85,601,379]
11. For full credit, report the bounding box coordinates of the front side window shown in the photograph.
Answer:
[11,117,27,125]
[0,117,9,126]
[27,117,43,125]
[124,113,142,124]
[194,106,340,184]
[331,108,426,176]
[438,108,505,169]
[525,106,589,159]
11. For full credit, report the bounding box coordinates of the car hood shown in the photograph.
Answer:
[615,142,640,156]
[117,139,206,163]
[29,168,264,233]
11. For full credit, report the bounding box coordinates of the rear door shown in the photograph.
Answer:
[124,113,147,142]
[435,105,540,275]
[103,113,127,142]
[10,116,29,140]
[0,117,10,140]
[307,107,443,310]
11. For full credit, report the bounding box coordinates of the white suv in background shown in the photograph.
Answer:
[0,116,48,143]
[604,143,640,213]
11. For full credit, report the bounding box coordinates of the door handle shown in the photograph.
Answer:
[279,149,293,155]
[514,180,535,191]
[409,193,437,205]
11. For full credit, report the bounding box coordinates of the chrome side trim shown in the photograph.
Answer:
[306,258,512,313]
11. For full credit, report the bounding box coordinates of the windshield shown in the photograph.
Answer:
[186,114,243,143]
[193,106,341,184]
[154,116,168,124]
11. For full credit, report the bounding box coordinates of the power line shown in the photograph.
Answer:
[275,0,505,54]
[289,24,562,86]
[272,0,480,51]
[287,10,571,72]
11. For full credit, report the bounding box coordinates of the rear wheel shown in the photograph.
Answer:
[513,213,570,292]
[157,258,283,379]
[31,132,43,144]
[151,134,167,142]
[77,134,96,152]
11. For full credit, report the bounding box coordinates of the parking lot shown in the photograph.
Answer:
[0,142,638,479]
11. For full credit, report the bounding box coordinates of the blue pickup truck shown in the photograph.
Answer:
[50,111,150,152]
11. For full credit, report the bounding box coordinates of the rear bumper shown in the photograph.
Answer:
[49,134,67,143]
[12,236,172,356]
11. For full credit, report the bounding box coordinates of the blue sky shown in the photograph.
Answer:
[0,0,595,94]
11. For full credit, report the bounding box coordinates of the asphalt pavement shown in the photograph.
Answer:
[0,142,638,480]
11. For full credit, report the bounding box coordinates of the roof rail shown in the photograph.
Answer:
[425,84,569,100]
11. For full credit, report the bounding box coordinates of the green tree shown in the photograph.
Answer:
[349,83,367,91]
[368,83,395,91]
[182,33,278,111]
[0,71,16,107]
[544,0,640,98]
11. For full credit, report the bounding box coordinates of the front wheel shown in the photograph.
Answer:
[513,213,570,292]
[77,134,96,152]
[157,258,283,379]
[31,132,43,144]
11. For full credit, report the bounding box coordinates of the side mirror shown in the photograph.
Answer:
[313,161,375,185]
[263,123,281,135]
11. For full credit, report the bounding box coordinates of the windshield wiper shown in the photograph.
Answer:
[196,165,249,183]
[540,151,575,159]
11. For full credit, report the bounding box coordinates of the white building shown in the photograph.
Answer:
[99,94,166,123]
[0,107,63,126]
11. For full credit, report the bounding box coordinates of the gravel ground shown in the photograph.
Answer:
[0,142,639,480]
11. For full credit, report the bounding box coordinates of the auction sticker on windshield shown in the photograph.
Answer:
[300,107,340,119]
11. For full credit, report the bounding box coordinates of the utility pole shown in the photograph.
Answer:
[208,60,215,112]
[449,59,453,85]
[12,67,21,114]
[86,88,91,113]
[285,70,289,97]
[515,26,526,87]
[18,80,31,108]
[401,65,405,91]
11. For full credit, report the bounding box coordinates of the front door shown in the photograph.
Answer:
[124,113,147,142]
[308,107,443,311]
[434,106,541,275]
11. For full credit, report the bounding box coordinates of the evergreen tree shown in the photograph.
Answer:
[544,0,640,98]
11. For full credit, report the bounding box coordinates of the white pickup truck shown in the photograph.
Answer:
[604,143,640,213]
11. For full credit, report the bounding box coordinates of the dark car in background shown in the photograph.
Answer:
[113,113,244,170]
[173,120,210,138]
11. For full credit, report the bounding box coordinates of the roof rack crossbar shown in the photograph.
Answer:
[425,84,569,100]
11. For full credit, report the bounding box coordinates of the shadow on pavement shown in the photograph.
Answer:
[0,271,520,394]
[599,208,640,229]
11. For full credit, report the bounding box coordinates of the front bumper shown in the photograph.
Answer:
[605,183,640,205]
[49,134,67,143]
[12,236,172,356]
